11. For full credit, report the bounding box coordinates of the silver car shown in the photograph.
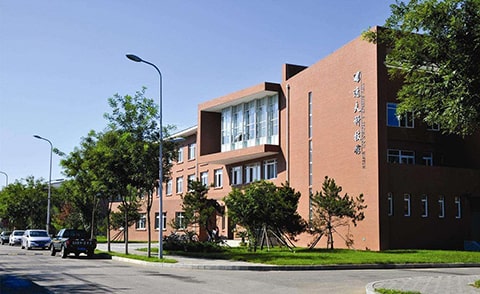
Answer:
[21,229,51,250]
[9,230,24,246]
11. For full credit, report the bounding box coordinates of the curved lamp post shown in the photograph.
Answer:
[0,171,8,187]
[126,53,164,259]
[33,135,53,234]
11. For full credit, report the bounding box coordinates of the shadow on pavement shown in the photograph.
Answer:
[0,274,52,294]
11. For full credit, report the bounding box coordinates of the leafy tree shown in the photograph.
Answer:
[181,180,223,241]
[224,180,306,251]
[110,201,141,231]
[0,177,54,230]
[310,176,366,249]
[363,0,480,136]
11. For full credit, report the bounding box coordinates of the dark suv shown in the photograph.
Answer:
[0,231,11,245]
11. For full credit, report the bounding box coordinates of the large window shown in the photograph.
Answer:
[221,95,279,151]
[177,147,184,163]
[201,171,208,187]
[231,166,242,186]
[176,176,183,194]
[387,149,415,164]
[166,179,173,195]
[264,159,277,180]
[245,163,261,183]
[136,213,146,229]
[214,169,223,188]
[188,143,196,160]
[175,212,186,229]
[387,103,414,128]
[155,212,167,230]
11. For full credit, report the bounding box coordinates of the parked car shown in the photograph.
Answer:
[50,228,96,258]
[21,229,51,250]
[1,231,12,245]
[9,230,24,246]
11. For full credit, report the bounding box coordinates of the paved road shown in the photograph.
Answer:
[2,243,480,293]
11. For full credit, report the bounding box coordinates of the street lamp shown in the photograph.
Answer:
[126,53,164,259]
[33,135,53,234]
[0,171,8,187]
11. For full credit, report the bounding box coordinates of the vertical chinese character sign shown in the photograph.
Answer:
[352,71,366,168]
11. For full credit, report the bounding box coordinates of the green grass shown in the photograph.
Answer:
[163,247,480,266]
[471,280,480,288]
[376,289,421,294]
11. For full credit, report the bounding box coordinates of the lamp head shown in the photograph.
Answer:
[33,135,42,139]
[126,54,143,62]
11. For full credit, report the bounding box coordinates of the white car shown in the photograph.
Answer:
[21,229,51,250]
[9,230,24,246]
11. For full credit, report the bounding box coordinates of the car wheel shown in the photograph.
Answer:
[21,242,24,249]
[61,246,68,258]
[50,245,56,256]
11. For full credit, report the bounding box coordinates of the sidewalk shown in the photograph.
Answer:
[97,243,480,293]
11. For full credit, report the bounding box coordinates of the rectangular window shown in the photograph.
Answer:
[245,163,261,183]
[421,195,428,217]
[214,169,223,188]
[404,194,411,217]
[455,197,461,219]
[155,212,167,230]
[166,179,173,195]
[422,152,433,166]
[387,149,415,164]
[387,193,394,216]
[188,143,196,160]
[438,196,445,218]
[177,147,184,163]
[427,123,440,131]
[176,176,183,194]
[231,166,242,186]
[136,213,146,229]
[188,174,196,191]
[175,212,186,229]
[200,171,208,187]
[387,103,414,128]
[264,159,277,180]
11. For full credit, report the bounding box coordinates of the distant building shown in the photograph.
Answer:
[114,28,480,250]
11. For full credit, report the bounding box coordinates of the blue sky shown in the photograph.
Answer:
[0,0,394,186]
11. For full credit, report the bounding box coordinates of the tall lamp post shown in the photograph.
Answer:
[0,171,8,187]
[126,53,164,259]
[33,135,53,234]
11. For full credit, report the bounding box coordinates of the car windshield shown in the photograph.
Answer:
[30,231,48,237]
[14,231,24,236]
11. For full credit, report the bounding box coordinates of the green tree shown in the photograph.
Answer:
[363,0,480,136]
[224,181,305,251]
[310,176,366,249]
[181,180,223,241]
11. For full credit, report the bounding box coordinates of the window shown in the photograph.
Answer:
[188,174,196,191]
[166,179,173,195]
[438,196,445,218]
[422,152,433,166]
[427,123,440,131]
[231,166,242,185]
[387,103,414,128]
[176,176,183,194]
[188,143,196,160]
[421,195,428,217]
[387,149,415,164]
[155,212,166,230]
[455,197,461,219]
[403,194,411,217]
[245,163,261,183]
[136,213,146,229]
[175,212,186,229]
[177,147,184,163]
[387,193,394,216]
[264,159,277,180]
[214,169,223,188]
[200,171,208,187]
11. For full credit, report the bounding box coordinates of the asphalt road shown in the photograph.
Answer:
[1,244,480,293]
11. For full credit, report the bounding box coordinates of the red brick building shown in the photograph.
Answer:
[117,29,480,250]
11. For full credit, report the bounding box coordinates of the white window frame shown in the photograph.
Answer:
[177,147,184,163]
[404,194,411,217]
[166,179,173,196]
[264,159,277,180]
[176,176,183,194]
[245,163,261,183]
[387,149,415,164]
[421,195,428,217]
[387,193,394,216]
[438,196,445,218]
[200,171,208,187]
[422,152,433,166]
[231,166,242,186]
[155,212,167,230]
[136,213,146,229]
[175,211,186,230]
[214,169,223,188]
[455,196,461,219]
[188,143,196,160]
[387,102,414,128]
